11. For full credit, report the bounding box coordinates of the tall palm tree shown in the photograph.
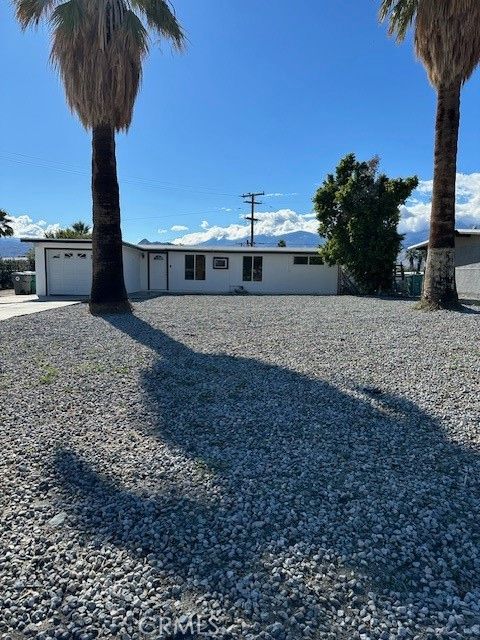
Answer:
[15,0,184,313]
[0,209,14,237]
[380,0,480,309]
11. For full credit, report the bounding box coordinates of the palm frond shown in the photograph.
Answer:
[51,1,148,130]
[415,0,480,86]
[129,0,185,49]
[379,0,417,42]
[15,0,60,27]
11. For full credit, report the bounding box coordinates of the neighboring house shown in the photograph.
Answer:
[408,229,480,301]
[21,239,339,296]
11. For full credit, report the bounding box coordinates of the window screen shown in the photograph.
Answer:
[293,256,308,265]
[243,256,252,281]
[195,255,206,280]
[185,255,195,280]
[253,256,263,281]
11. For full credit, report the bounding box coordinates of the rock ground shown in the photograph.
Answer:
[1,295,479,640]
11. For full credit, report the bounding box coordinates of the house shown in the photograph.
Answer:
[21,238,339,297]
[408,229,480,300]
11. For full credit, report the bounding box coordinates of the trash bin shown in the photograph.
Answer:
[405,273,424,297]
[12,271,36,295]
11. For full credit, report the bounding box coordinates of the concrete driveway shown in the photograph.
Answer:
[0,294,81,321]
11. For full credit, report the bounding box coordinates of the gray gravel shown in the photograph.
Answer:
[1,295,480,640]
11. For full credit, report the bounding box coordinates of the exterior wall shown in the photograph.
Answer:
[122,245,144,293]
[139,250,148,291]
[456,264,480,300]
[455,237,480,300]
[166,251,339,294]
[35,244,47,296]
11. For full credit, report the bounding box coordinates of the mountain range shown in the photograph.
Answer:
[0,238,31,258]
[1,229,428,259]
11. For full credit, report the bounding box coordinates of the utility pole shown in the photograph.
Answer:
[241,191,264,246]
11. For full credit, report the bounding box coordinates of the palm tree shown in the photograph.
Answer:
[15,0,184,313]
[71,220,91,237]
[0,209,14,237]
[380,0,480,309]
[45,219,92,239]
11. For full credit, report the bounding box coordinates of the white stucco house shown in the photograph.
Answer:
[408,229,480,300]
[21,239,339,297]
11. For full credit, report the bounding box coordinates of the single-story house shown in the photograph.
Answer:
[21,238,340,297]
[408,229,480,300]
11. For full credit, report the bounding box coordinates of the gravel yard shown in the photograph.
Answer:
[1,295,480,640]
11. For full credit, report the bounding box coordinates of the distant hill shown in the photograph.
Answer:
[0,238,31,258]
[138,238,173,246]
[199,230,321,248]
[139,228,428,250]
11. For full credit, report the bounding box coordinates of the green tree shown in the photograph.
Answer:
[314,154,418,294]
[45,220,92,239]
[277,239,287,247]
[0,209,14,238]
[16,0,184,314]
[380,0,480,309]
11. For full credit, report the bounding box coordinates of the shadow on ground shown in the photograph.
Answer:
[53,312,480,637]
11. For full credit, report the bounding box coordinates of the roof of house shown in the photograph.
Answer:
[21,237,320,254]
[407,228,480,250]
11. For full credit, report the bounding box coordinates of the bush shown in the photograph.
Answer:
[0,258,30,290]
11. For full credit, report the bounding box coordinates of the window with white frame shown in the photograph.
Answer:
[242,256,263,282]
[185,254,206,280]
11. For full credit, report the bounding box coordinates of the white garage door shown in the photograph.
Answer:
[46,249,92,296]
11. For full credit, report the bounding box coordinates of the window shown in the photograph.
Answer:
[243,256,263,282]
[213,257,229,269]
[185,254,205,280]
[293,255,323,265]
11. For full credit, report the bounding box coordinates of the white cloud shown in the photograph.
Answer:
[157,228,168,234]
[172,209,318,245]
[171,224,189,232]
[400,172,480,235]
[200,220,210,229]
[9,214,61,238]
[220,207,232,212]
[264,192,298,198]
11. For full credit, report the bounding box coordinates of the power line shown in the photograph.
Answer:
[241,191,264,246]
[0,150,239,198]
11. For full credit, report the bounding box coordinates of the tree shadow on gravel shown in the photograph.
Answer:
[53,312,480,638]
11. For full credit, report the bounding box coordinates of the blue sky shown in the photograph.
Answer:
[2,0,480,244]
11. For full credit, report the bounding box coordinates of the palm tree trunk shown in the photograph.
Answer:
[422,81,461,309]
[89,125,130,314]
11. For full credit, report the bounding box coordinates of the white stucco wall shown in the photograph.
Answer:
[122,245,144,293]
[455,236,480,300]
[456,263,480,300]
[34,244,47,296]
[166,251,339,294]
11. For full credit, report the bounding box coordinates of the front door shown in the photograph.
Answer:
[149,253,167,290]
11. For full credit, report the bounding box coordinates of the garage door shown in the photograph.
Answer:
[46,249,92,295]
